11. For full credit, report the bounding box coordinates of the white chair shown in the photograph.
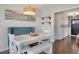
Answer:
[20,44,30,54]
[8,33,18,54]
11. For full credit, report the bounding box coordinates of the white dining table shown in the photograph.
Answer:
[13,32,51,54]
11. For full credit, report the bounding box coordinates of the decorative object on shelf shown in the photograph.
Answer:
[41,16,51,25]
[41,22,51,25]
[23,5,36,15]
[5,9,35,21]
[41,16,51,20]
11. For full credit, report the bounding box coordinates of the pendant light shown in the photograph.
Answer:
[23,5,36,15]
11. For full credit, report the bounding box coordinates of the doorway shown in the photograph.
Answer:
[71,19,79,35]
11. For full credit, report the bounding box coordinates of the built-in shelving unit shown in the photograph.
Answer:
[41,16,51,25]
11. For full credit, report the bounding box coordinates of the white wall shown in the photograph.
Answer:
[54,12,71,40]
[40,9,54,42]
[0,5,41,51]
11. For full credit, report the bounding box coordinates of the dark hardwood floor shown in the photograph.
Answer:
[53,35,79,54]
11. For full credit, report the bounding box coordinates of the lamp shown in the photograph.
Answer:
[23,5,36,15]
[67,11,79,17]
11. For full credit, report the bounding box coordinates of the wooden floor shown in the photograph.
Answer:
[53,35,79,54]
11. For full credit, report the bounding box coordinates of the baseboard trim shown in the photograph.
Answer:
[54,35,70,41]
[0,48,9,52]
[70,35,76,37]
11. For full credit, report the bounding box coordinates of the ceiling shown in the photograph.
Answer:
[0,4,79,14]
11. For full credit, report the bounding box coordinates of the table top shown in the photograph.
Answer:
[14,32,51,45]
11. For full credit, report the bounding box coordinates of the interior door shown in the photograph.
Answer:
[71,19,79,35]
